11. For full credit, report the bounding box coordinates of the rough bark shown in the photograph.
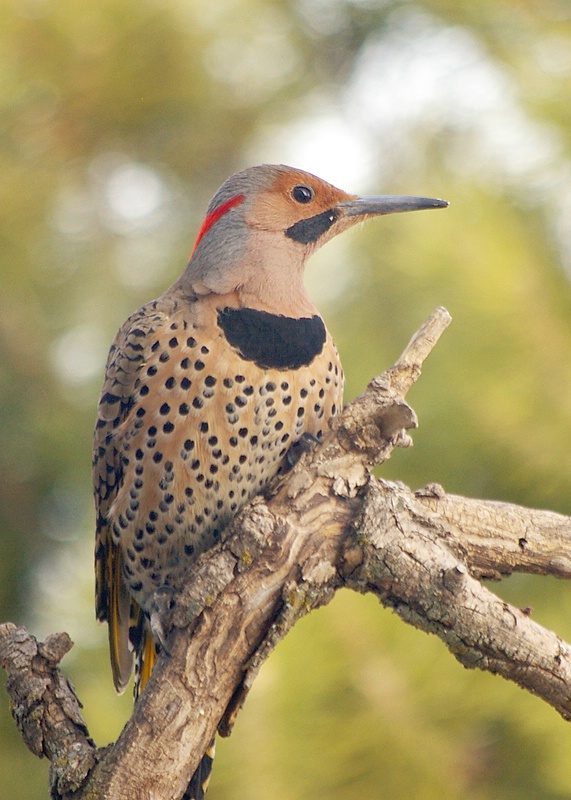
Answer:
[2,307,571,799]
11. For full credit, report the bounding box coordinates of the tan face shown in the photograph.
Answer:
[245,169,357,233]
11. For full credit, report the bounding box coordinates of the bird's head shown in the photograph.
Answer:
[179,164,447,315]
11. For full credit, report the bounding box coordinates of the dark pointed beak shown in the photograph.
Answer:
[337,195,448,217]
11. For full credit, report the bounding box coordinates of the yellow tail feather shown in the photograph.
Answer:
[135,625,156,697]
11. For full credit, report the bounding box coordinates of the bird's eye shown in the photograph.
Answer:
[291,185,314,204]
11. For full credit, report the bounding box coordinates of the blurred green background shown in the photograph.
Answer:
[2,0,571,797]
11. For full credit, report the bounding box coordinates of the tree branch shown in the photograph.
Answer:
[414,486,571,579]
[3,307,571,799]
[350,479,571,720]
[0,624,98,798]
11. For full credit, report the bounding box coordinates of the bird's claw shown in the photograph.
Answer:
[284,431,320,471]
[150,586,176,656]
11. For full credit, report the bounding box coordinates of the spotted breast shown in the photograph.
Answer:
[94,290,342,658]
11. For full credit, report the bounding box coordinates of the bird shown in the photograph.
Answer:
[93,163,447,798]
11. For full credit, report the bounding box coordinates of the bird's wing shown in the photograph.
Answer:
[93,299,168,693]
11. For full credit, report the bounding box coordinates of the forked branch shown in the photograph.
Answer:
[2,307,571,800]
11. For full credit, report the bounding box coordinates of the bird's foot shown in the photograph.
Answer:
[149,585,176,655]
[284,431,320,471]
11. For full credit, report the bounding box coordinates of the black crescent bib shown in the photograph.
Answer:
[217,307,326,370]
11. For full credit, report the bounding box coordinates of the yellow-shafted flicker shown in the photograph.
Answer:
[93,164,447,798]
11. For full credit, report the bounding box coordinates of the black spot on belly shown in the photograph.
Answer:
[218,307,326,369]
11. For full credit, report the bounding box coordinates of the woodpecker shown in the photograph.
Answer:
[93,164,447,798]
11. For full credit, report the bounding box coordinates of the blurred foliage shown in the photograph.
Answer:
[2,0,571,797]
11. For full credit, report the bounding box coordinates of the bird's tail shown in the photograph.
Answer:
[182,739,216,800]
[131,607,157,699]
[133,614,216,799]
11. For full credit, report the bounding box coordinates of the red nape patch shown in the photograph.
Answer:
[191,194,245,256]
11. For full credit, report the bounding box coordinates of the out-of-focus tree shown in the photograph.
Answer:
[2,0,571,798]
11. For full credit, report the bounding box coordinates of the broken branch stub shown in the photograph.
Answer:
[326,306,451,467]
